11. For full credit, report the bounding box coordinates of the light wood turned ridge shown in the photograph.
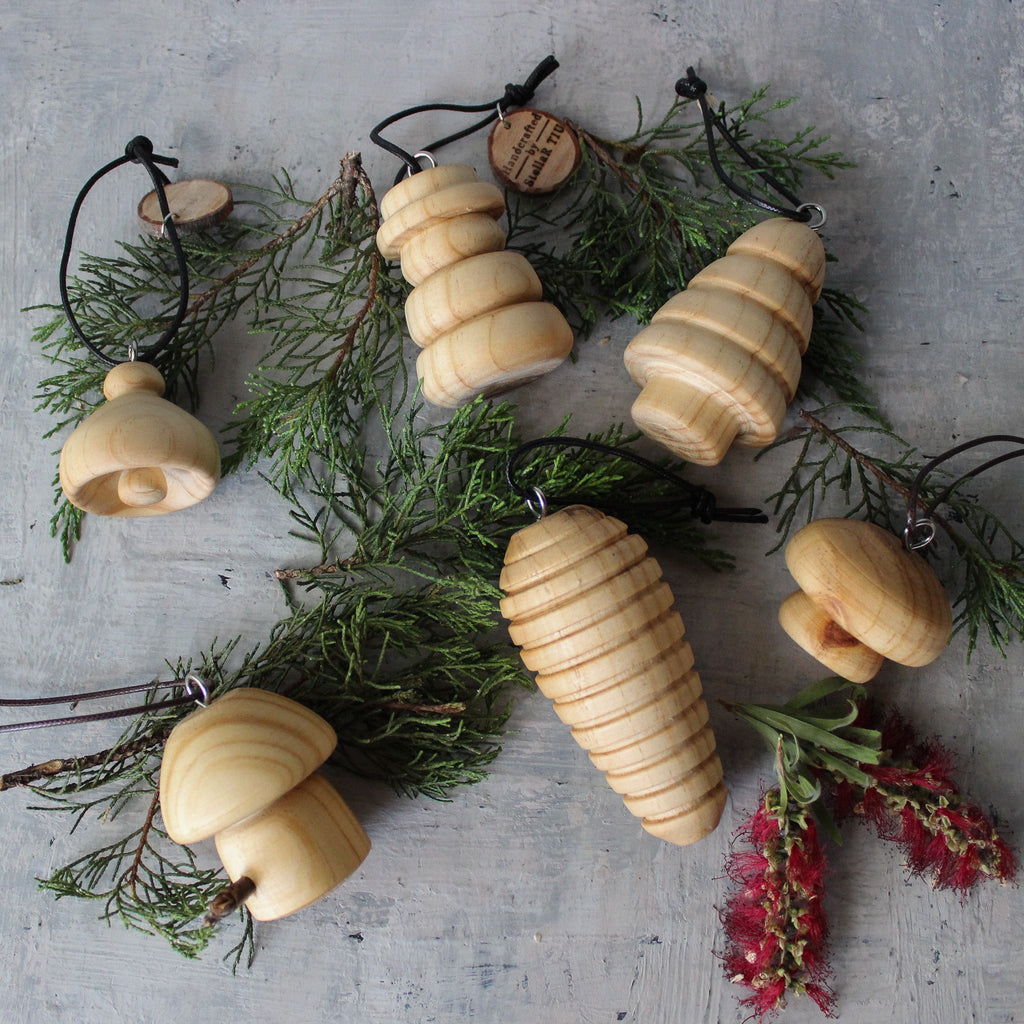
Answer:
[159,688,370,921]
[779,518,953,683]
[376,163,573,407]
[500,505,726,847]
[58,361,221,517]
[623,217,825,465]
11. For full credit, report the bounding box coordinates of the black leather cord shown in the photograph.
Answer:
[505,436,768,524]
[676,67,817,223]
[905,434,1024,549]
[370,55,559,184]
[59,135,190,368]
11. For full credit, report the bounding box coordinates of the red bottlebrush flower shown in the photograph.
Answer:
[839,704,1016,895]
[721,790,837,1020]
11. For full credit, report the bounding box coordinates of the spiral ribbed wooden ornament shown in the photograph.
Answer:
[58,361,221,517]
[159,688,370,921]
[499,505,726,846]
[376,163,573,407]
[778,518,953,683]
[623,217,825,465]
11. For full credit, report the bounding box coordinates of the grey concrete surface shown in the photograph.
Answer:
[1,2,1022,1022]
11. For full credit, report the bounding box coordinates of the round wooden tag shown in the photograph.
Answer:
[138,179,234,235]
[488,109,581,195]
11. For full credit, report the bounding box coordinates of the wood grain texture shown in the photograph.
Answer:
[57,361,221,517]
[623,217,824,465]
[377,164,573,406]
[137,178,233,235]
[215,772,371,921]
[500,506,726,846]
[159,688,337,844]
[781,518,954,679]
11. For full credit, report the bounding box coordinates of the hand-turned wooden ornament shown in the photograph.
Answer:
[376,163,573,407]
[159,688,370,922]
[623,216,825,465]
[500,505,727,846]
[58,361,221,516]
[778,518,953,683]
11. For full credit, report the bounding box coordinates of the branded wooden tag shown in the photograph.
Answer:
[138,179,234,235]
[488,109,581,195]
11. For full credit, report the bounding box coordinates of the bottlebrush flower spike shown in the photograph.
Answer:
[721,789,837,1020]
[836,703,1017,895]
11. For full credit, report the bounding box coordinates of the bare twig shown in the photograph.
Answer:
[0,729,168,791]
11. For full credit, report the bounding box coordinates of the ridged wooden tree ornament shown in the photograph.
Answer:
[58,361,221,517]
[778,519,953,683]
[500,504,727,846]
[623,217,825,466]
[159,688,370,922]
[376,163,573,407]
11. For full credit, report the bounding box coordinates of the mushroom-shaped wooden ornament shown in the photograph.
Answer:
[159,688,370,922]
[58,361,221,517]
[778,519,953,683]
[376,163,573,407]
[623,217,825,465]
[500,505,727,846]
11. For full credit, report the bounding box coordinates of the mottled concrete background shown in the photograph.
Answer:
[1,2,1022,1022]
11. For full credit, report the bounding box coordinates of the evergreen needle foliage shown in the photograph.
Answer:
[24,105,773,960]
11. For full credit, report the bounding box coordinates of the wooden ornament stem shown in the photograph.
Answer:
[205,876,257,925]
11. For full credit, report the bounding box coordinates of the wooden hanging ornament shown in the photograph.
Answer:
[622,68,829,466]
[624,216,825,465]
[159,688,370,922]
[58,361,220,516]
[500,504,727,846]
[56,136,221,517]
[487,108,581,194]
[376,162,573,407]
[778,519,953,683]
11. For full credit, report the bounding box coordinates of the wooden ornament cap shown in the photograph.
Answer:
[58,361,221,517]
[215,773,370,921]
[487,108,581,194]
[623,217,825,465]
[138,179,233,235]
[780,518,953,682]
[159,688,337,845]
[377,164,573,407]
[500,505,727,847]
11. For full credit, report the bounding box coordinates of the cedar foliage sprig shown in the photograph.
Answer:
[504,87,875,416]
[765,409,1024,655]
[20,129,758,959]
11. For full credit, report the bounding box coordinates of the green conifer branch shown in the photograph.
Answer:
[20,85,868,960]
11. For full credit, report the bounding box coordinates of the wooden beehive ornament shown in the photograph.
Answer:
[778,518,953,683]
[500,505,727,846]
[159,688,370,921]
[138,179,234,235]
[58,360,221,517]
[376,163,573,407]
[623,217,826,465]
